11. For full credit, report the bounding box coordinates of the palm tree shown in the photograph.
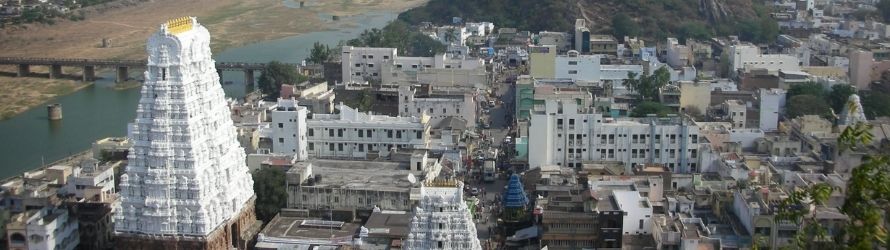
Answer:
[622,71,639,97]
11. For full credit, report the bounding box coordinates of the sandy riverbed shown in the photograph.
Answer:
[0,0,427,120]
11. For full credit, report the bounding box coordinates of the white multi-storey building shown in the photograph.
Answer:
[403,180,482,250]
[528,98,704,173]
[729,44,800,75]
[665,38,690,68]
[341,46,484,85]
[553,51,643,85]
[114,17,256,243]
[260,99,431,159]
[613,190,654,235]
[759,88,787,132]
[63,159,115,201]
[6,207,79,250]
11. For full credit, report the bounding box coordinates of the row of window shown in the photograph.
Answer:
[301,128,423,140]
[307,142,412,152]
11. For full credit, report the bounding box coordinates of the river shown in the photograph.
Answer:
[0,11,398,179]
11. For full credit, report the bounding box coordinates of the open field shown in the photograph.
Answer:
[0,0,426,120]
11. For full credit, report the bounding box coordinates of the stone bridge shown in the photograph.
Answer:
[0,57,293,86]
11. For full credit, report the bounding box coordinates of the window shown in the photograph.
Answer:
[396,131,402,138]
[568,70,578,74]
[308,129,314,136]
[429,108,434,114]
[354,72,361,76]
[639,220,644,229]
[278,123,283,128]
[337,129,343,137]
[387,130,393,138]
[384,55,390,59]
[355,63,361,67]
[368,55,374,59]
[308,143,314,150]
[368,63,374,68]
[329,143,335,151]
[396,64,403,68]
[338,143,344,151]
[367,129,373,138]
[329,129,334,137]
[358,130,364,138]
[443,108,447,113]
[359,144,364,152]
[278,138,284,143]
[412,65,418,69]
[691,149,697,158]
[568,61,578,65]
[416,131,422,139]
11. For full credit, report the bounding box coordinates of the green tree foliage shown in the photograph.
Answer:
[787,82,826,99]
[842,130,889,249]
[307,42,333,64]
[611,13,639,40]
[776,184,837,249]
[679,22,712,41]
[786,94,832,118]
[257,61,307,99]
[630,101,675,117]
[253,167,287,222]
[624,67,671,101]
[879,0,890,23]
[347,20,445,57]
[860,92,890,119]
[828,84,857,113]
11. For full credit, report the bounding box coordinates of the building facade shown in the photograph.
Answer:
[6,207,79,250]
[114,17,257,250]
[260,100,431,159]
[528,98,705,173]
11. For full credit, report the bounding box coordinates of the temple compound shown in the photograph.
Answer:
[113,17,259,250]
[404,179,482,250]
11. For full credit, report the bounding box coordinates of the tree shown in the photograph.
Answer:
[622,71,640,95]
[828,84,857,113]
[630,101,674,117]
[860,92,890,119]
[307,42,332,64]
[253,167,287,222]
[776,183,836,249]
[840,128,888,249]
[679,22,711,41]
[612,13,639,40]
[257,61,305,99]
[787,82,826,99]
[786,94,832,118]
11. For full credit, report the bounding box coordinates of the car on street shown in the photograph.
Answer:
[504,136,512,144]
[469,187,480,196]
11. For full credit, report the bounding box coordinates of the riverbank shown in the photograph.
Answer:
[0,0,426,120]
[0,0,427,60]
[0,76,93,120]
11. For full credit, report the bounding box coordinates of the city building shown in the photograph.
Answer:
[62,159,115,202]
[285,153,441,211]
[533,51,643,85]
[6,207,79,250]
[528,97,707,173]
[666,38,690,68]
[574,19,590,53]
[678,81,712,114]
[114,17,258,249]
[279,81,335,114]
[759,88,787,132]
[254,209,363,249]
[403,179,482,250]
[398,84,476,129]
[341,46,484,85]
[529,45,557,78]
[729,44,800,76]
[260,99,431,159]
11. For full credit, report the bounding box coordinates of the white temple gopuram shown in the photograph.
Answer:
[404,179,482,250]
[114,17,258,250]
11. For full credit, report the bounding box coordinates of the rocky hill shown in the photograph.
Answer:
[399,0,773,42]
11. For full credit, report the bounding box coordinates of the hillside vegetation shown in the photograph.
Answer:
[399,0,777,43]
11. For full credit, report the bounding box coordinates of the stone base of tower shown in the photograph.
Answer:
[115,196,260,250]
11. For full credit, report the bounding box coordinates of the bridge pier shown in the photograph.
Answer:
[244,69,255,88]
[49,65,62,79]
[82,66,95,82]
[116,66,128,83]
[17,64,30,77]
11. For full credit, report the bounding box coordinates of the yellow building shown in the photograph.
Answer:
[530,45,556,78]
[679,81,712,114]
